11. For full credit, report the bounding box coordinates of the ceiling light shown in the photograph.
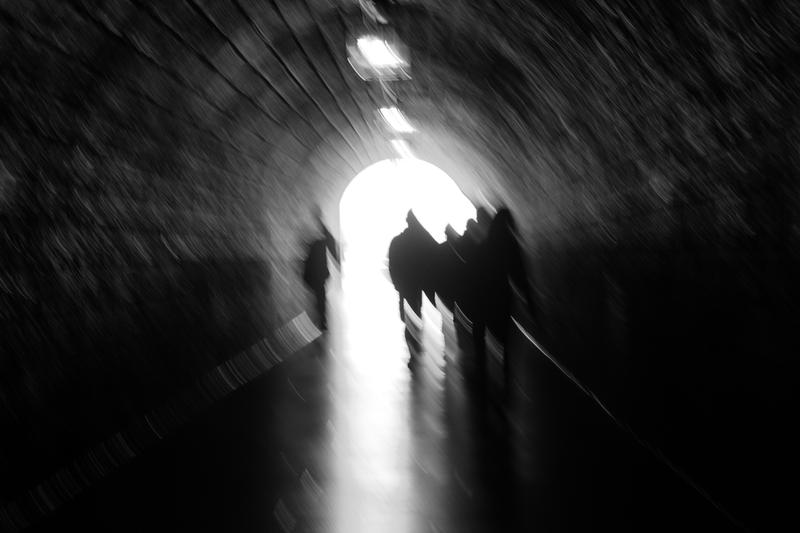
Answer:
[390,139,414,159]
[358,0,388,23]
[356,37,407,68]
[346,29,411,81]
[379,107,415,133]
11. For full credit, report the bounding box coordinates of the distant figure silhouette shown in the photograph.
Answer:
[444,224,460,244]
[478,207,535,396]
[302,208,340,331]
[453,212,492,384]
[475,206,492,242]
[453,218,484,314]
[388,210,437,322]
[432,224,464,312]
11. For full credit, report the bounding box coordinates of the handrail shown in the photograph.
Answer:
[510,316,749,532]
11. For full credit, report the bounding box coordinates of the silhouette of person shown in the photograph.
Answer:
[455,218,484,292]
[388,210,437,321]
[453,213,492,386]
[478,207,535,397]
[302,207,340,331]
[432,224,463,312]
[444,223,460,244]
[475,206,492,242]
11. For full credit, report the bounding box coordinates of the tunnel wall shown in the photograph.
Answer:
[355,3,800,523]
[0,4,282,493]
[1,1,798,524]
[397,2,800,522]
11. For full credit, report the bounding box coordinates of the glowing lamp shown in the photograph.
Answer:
[379,107,415,133]
[347,29,411,81]
[390,139,414,159]
[357,37,406,68]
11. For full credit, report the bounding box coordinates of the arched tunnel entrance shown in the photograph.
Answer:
[334,156,474,374]
[0,1,798,531]
[337,157,474,327]
[328,158,478,533]
[340,158,476,260]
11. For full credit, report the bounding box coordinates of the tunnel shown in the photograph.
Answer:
[0,0,798,531]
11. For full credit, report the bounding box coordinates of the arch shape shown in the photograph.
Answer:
[338,158,475,269]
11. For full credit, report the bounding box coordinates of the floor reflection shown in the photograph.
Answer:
[328,255,455,533]
[22,252,737,533]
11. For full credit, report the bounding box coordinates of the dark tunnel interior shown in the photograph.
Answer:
[1,0,799,531]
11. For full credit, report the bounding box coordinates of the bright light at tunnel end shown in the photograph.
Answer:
[340,159,476,255]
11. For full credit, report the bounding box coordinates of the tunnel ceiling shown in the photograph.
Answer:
[4,0,797,204]
[2,2,800,514]
[1,0,799,262]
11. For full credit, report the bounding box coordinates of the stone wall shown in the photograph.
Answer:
[1,1,798,525]
[395,2,800,525]
[0,2,282,494]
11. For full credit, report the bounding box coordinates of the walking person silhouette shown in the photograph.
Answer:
[302,207,340,331]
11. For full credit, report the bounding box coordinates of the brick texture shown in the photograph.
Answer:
[1,2,798,522]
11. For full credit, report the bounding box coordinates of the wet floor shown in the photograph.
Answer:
[26,261,739,532]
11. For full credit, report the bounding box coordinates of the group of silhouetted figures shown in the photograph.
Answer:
[300,204,536,396]
[388,207,536,393]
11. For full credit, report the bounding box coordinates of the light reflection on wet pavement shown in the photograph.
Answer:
[26,260,736,533]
